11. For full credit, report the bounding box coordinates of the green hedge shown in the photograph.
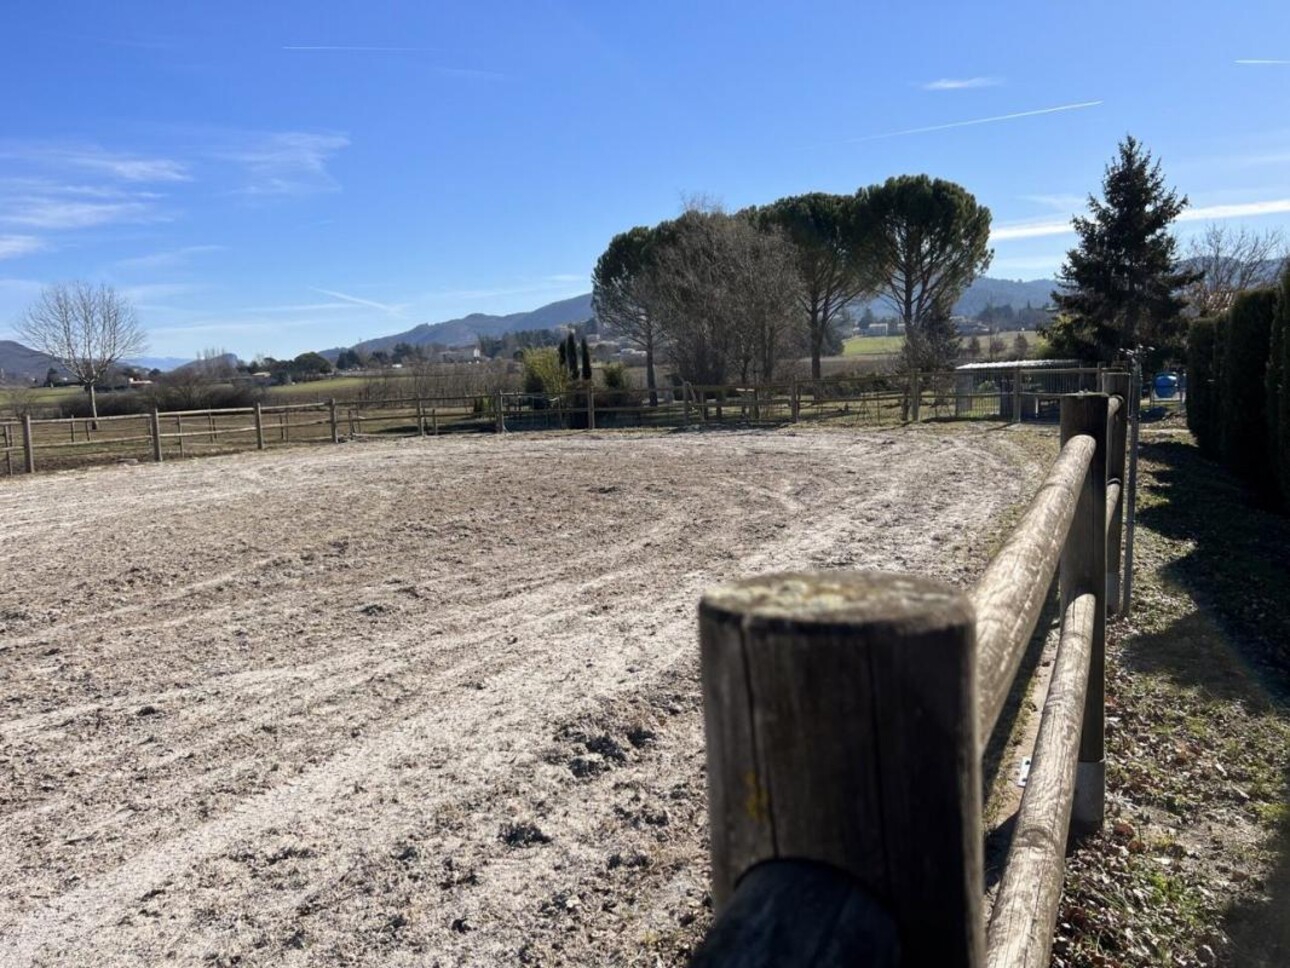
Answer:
[1272,272,1290,500]
[1186,316,1221,458]
[1219,288,1278,491]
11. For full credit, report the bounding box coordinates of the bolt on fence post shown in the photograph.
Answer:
[150,408,164,462]
[254,402,265,451]
[700,571,983,967]
[1059,393,1108,836]
[22,414,35,473]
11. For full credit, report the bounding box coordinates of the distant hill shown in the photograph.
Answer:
[851,277,1057,319]
[128,356,189,372]
[325,293,594,359]
[327,281,1064,359]
[0,340,64,384]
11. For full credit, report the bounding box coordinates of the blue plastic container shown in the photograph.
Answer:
[1153,372,1178,399]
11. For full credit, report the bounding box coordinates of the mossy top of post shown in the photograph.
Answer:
[701,571,974,636]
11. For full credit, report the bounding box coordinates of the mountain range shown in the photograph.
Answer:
[323,277,1059,358]
[1,276,1060,382]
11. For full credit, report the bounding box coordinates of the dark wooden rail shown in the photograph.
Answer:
[692,377,1134,968]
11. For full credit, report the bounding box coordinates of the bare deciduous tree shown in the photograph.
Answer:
[1183,223,1287,317]
[643,207,802,386]
[16,281,146,419]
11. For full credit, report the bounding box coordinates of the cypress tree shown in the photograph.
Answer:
[580,337,592,381]
[565,332,579,379]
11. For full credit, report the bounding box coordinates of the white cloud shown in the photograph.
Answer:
[1235,59,1290,65]
[991,197,1290,243]
[0,143,190,182]
[1,197,165,229]
[1178,199,1290,221]
[921,77,1003,91]
[991,218,1075,241]
[0,235,46,260]
[222,132,351,196]
[116,245,224,270]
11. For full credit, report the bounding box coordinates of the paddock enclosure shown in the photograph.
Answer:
[0,427,1047,966]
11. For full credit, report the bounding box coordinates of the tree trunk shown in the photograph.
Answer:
[89,382,99,421]
[646,344,658,408]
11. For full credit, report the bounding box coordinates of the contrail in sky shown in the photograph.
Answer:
[850,100,1103,142]
[1235,59,1290,65]
[283,46,434,52]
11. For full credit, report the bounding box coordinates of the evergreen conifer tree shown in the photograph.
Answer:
[1047,137,1199,366]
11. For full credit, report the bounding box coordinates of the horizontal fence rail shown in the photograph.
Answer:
[2,366,1107,477]
[691,374,1134,968]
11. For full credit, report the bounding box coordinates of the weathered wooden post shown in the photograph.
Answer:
[150,408,163,462]
[254,402,265,451]
[176,415,185,457]
[1013,365,1024,424]
[416,398,426,437]
[329,398,340,443]
[683,383,692,427]
[910,370,922,422]
[1059,394,1108,836]
[699,571,983,967]
[208,411,216,444]
[22,414,35,474]
[1100,373,1131,613]
[587,386,596,430]
[495,390,505,434]
[432,407,439,435]
[790,381,800,423]
[3,424,12,476]
[1122,362,1142,615]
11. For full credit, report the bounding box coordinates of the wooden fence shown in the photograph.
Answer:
[690,373,1135,967]
[1,367,1106,477]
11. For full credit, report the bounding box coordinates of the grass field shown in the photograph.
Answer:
[842,329,1048,360]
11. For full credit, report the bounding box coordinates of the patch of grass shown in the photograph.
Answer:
[1052,422,1290,967]
[842,334,904,356]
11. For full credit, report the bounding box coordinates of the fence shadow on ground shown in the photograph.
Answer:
[1127,435,1290,966]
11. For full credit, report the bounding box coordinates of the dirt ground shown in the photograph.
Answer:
[0,426,1044,967]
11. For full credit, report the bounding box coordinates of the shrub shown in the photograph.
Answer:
[1186,317,1221,458]
[1219,288,1278,491]
[521,347,570,398]
[1272,270,1290,503]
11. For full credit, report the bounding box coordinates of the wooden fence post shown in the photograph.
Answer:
[1013,365,1024,424]
[700,571,983,966]
[329,398,340,443]
[22,415,35,474]
[791,381,800,423]
[208,411,216,443]
[416,398,426,437]
[1059,393,1108,836]
[150,408,163,462]
[1122,362,1142,615]
[683,383,692,427]
[495,391,505,434]
[176,415,185,457]
[1101,373,1131,614]
[4,424,11,476]
[910,371,922,422]
[587,387,596,430]
[254,402,265,451]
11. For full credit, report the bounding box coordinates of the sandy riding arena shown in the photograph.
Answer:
[0,427,1041,966]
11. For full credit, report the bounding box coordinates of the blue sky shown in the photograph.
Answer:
[1,0,1288,360]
